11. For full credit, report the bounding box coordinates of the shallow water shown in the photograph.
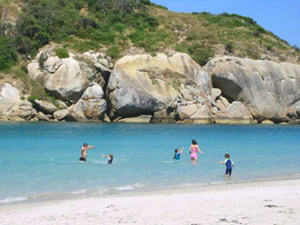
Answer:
[0,122,300,203]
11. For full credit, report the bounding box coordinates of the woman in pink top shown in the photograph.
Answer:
[189,139,203,163]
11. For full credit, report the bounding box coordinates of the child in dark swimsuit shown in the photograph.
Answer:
[219,154,234,177]
[101,154,113,164]
[173,147,184,162]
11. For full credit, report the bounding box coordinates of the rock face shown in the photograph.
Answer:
[205,56,300,122]
[107,53,212,118]
[27,48,109,102]
[177,102,213,124]
[0,83,37,120]
[33,100,57,114]
[69,83,107,121]
[214,101,253,124]
[9,100,37,120]
[53,109,69,121]
[0,83,20,113]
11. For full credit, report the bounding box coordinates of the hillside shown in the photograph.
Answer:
[1,0,300,124]
[1,0,299,70]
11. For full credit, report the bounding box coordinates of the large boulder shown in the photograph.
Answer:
[27,48,108,102]
[0,83,20,113]
[9,100,37,120]
[177,102,213,124]
[0,83,37,121]
[53,109,69,121]
[214,101,254,124]
[69,83,107,121]
[107,53,212,118]
[290,100,300,118]
[33,100,58,114]
[205,56,300,122]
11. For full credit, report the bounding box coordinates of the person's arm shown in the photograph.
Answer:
[101,154,109,159]
[87,145,96,150]
[189,145,192,154]
[197,146,203,154]
[179,147,184,154]
[219,161,225,164]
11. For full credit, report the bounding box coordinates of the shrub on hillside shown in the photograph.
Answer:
[0,37,17,71]
[193,49,214,66]
[55,48,69,59]
[107,46,120,59]
[225,42,234,53]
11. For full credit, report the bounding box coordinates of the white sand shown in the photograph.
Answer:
[1,178,300,225]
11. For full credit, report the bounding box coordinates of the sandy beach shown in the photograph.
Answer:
[1,178,300,225]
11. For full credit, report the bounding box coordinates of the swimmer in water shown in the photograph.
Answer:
[189,139,203,163]
[173,147,184,162]
[79,143,96,162]
[101,154,113,164]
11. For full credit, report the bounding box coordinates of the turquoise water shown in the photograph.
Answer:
[0,122,300,203]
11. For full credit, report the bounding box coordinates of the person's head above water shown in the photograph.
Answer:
[109,154,113,159]
[175,149,179,153]
[83,143,88,147]
[225,153,230,159]
[192,139,197,145]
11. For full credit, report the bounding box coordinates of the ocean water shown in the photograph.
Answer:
[0,122,300,204]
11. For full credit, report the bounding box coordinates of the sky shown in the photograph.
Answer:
[151,0,300,47]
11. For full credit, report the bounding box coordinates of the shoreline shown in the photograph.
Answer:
[1,173,300,205]
[1,176,300,225]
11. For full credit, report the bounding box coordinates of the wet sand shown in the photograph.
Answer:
[1,178,300,225]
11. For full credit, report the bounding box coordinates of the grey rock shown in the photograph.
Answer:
[107,53,212,118]
[177,102,213,124]
[205,56,300,121]
[0,83,20,113]
[53,109,69,120]
[56,100,68,110]
[211,88,222,101]
[10,100,37,120]
[37,112,51,121]
[151,109,177,123]
[28,48,107,102]
[34,100,57,114]
[69,83,107,121]
[118,115,152,123]
[214,101,253,124]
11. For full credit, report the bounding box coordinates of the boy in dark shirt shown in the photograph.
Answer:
[219,154,234,177]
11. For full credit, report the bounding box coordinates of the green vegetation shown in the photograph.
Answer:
[55,48,69,59]
[0,0,299,75]
[0,37,17,71]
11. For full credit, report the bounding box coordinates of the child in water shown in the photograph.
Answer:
[101,154,113,164]
[219,154,234,177]
[173,147,184,162]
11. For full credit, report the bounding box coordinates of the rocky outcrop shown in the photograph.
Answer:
[33,100,57,114]
[37,112,52,121]
[107,53,212,118]
[0,83,20,112]
[205,56,300,122]
[53,109,69,121]
[214,101,253,124]
[177,102,213,124]
[27,48,111,102]
[69,83,107,121]
[8,100,37,120]
[3,48,300,124]
[0,83,37,120]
